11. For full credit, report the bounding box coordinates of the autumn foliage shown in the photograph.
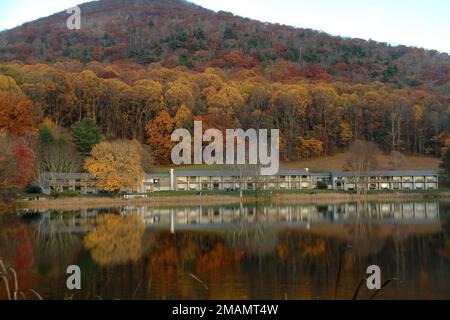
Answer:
[0,0,448,200]
[84,214,145,266]
[0,131,36,202]
[146,111,175,163]
[0,92,36,135]
[84,140,145,195]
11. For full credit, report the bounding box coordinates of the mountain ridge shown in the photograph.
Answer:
[0,0,449,92]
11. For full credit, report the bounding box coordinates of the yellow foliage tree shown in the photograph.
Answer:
[174,104,193,130]
[0,75,22,93]
[165,82,195,115]
[84,140,144,195]
[339,122,353,146]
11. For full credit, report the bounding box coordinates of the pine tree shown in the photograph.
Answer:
[39,125,55,144]
[71,118,101,156]
[440,147,450,186]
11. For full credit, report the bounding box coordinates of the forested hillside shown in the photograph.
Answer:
[1,0,449,91]
[0,0,449,166]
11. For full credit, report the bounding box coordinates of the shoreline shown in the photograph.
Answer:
[17,190,450,211]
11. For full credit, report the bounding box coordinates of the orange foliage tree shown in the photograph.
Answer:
[0,92,37,135]
[146,111,175,164]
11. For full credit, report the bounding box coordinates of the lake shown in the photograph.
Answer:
[1,201,449,300]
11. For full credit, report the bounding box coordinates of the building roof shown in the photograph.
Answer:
[42,172,92,180]
[332,170,438,177]
[42,169,439,180]
[174,169,312,177]
[144,173,170,179]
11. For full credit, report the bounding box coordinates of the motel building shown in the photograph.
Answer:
[41,169,439,195]
[331,170,439,191]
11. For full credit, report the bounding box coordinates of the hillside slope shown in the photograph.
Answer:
[0,0,449,92]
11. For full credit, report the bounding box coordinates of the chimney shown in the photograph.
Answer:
[170,169,175,191]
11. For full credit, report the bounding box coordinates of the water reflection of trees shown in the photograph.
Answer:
[37,211,81,254]
[349,201,388,256]
[74,205,450,299]
[0,220,34,272]
[84,214,145,266]
[5,202,448,300]
[0,219,38,300]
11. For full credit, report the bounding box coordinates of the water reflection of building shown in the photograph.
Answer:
[35,202,439,236]
[134,202,440,230]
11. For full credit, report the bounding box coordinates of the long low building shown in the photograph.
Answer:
[41,169,439,194]
[332,170,439,191]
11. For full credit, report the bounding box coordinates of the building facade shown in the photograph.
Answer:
[332,170,439,191]
[41,169,439,194]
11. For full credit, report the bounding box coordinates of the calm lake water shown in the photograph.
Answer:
[1,201,449,300]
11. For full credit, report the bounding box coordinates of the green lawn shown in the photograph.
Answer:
[20,188,450,201]
[147,188,450,198]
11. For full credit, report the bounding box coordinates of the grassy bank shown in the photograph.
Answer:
[20,194,241,211]
[16,188,450,211]
[276,190,450,203]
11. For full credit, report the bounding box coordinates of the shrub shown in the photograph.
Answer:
[51,190,80,198]
[317,181,329,190]
[24,184,42,194]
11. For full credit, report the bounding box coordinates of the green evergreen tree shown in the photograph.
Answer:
[39,124,55,144]
[440,147,450,186]
[71,118,101,156]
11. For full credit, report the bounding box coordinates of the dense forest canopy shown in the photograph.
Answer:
[0,0,449,166]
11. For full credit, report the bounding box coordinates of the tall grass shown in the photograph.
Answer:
[0,260,43,300]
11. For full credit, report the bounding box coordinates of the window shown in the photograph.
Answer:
[415,183,425,190]
[426,183,437,190]
[403,183,413,190]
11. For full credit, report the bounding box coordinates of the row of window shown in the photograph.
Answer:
[340,182,438,191]
[176,181,315,191]
[336,176,438,183]
[175,175,315,183]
